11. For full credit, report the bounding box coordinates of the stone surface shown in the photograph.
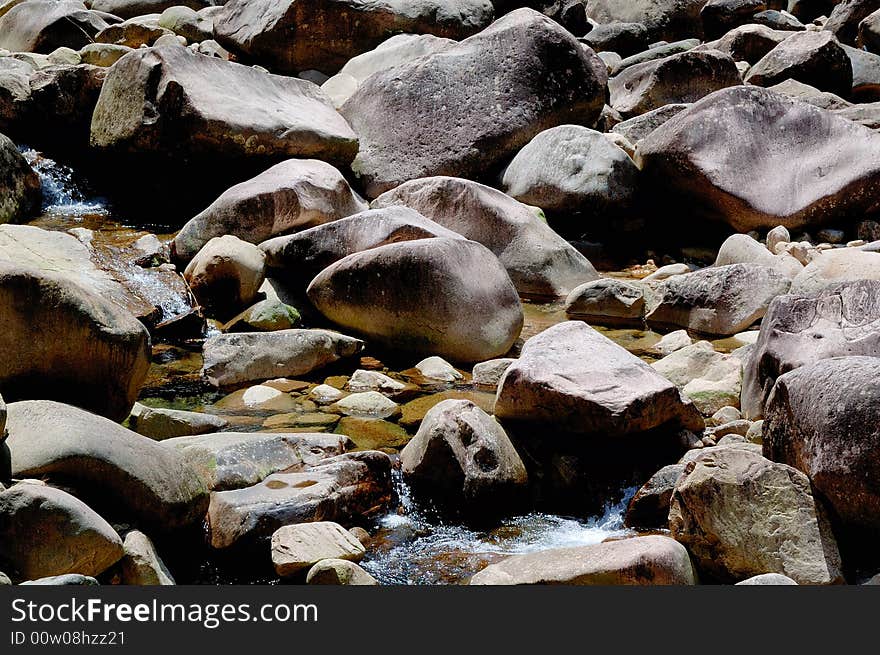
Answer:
[0,1,107,54]
[472,358,516,387]
[184,235,266,320]
[790,248,880,294]
[346,370,405,392]
[564,278,649,327]
[701,0,770,40]
[120,529,175,585]
[89,0,210,20]
[745,30,852,96]
[334,392,399,419]
[610,103,689,143]
[624,463,686,529]
[128,403,228,440]
[271,521,365,577]
[306,558,378,585]
[735,573,799,585]
[586,0,707,41]
[647,329,693,356]
[415,357,463,382]
[768,77,853,109]
[652,341,743,414]
[0,131,40,224]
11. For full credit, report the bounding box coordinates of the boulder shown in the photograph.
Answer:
[610,103,689,143]
[636,85,880,233]
[306,559,378,585]
[842,42,880,100]
[770,78,853,109]
[0,1,107,54]
[669,446,843,584]
[501,125,639,223]
[753,9,806,30]
[645,263,792,337]
[615,37,701,73]
[735,573,799,584]
[346,370,405,392]
[183,235,266,320]
[128,403,228,440]
[0,482,123,581]
[609,48,741,117]
[414,356,462,382]
[790,248,880,294]
[119,529,174,585]
[648,329,694,356]
[564,278,649,326]
[764,356,880,541]
[0,131,40,224]
[741,280,880,419]
[858,8,880,52]
[373,176,599,298]
[714,233,804,278]
[624,463,686,529]
[172,159,367,265]
[701,0,768,39]
[334,391,399,419]
[222,298,301,333]
[472,358,516,387]
[20,574,98,585]
[158,6,212,43]
[89,0,210,20]
[94,15,171,48]
[163,431,349,491]
[705,23,791,63]
[202,329,363,388]
[6,401,209,532]
[582,22,650,57]
[400,399,528,515]
[470,535,698,585]
[745,30,852,96]
[90,44,358,167]
[271,521,365,577]
[652,341,743,414]
[307,238,523,363]
[340,9,608,198]
[207,451,393,549]
[824,0,880,45]
[214,0,493,75]
[585,0,708,41]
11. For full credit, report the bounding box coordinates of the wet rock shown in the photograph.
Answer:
[564,278,649,327]
[0,1,107,53]
[172,159,367,265]
[652,341,742,414]
[214,0,493,75]
[202,329,363,388]
[472,359,516,387]
[415,357,463,382]
[128,403,228,441]
[184,235,265,321]
[764,356,880,544]
[340,9,607,198]
[647,329,693,356]
[306,559,378,585]
[334,392,399,419]
[646,263,791,337]
[0,131,40,224]
[745,30,852,95]
[346,370,405,393]
[271,521,365,578]
[701,0,768,39]
[120,530,174,585]
[6,400,209,531]
[624,463,686,529]
[0,482,123,581]
[401,399,528,516]
[89,0,210,20]
[470,535,698,585]
[610,103,689,143]
[735,573,799,584]
[790,248,880,294]
[207,451,393,549]
[163,431,349,491]
[609,48,741,117]
[585,0,707,41]
[582,22,650,57]
[90,44,358,167]
[636,85,880,233]
[669,446,842,584]
[307,238,523,363]
[373,176,598,298]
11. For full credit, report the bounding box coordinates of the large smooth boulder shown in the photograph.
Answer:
[5,401,209,531]
[609,48,741,118]
[790,246,880,294]
[172,159,367,265]
[271,521,365,577]
[714,233,804,279]
[372,176,599,298]
[701,0,768,40]
[207,451,392,549]
[764,356,880,541]
[652,341,743,414]
[563,278,650,326]
[95,15,171,48]
[843,42,880,100]
[495,321,703,436]
[89,0,210,20]
[669,445,843,584]
[0,1,108,54]
[645,263,791,337]
[214,0,493,75]
[202,329,363,388]
[745,30,852,96]
[128,403,228,440]
[582,22,650,58]
[90,45,358,167]
[636,85,880,233]
[262,206,463,293]
[0,132,40,224]
[0,482,123,581]
[610,103,690,143]
[400,399,527,516]
[340,9,608,198]
[307,238,523,363]
[306,559,378,585]
[470,535,698,585]
[183,235,266,320]
[705,23,791,63]
[741,280,880,419]
[859,8,880,52]
[585,0,708,41]
[500,125,639,222]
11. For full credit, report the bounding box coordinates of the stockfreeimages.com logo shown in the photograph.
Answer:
[11,598,318,630]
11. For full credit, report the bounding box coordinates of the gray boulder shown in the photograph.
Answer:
[128,403,228,441]
[564,278,649,326]
[624,463,686,529]
[306,559,378,585]
[745,30,852,96]
[119,529,175,585]
[824,0,880,45]
[585,0,708,41]
[582,22,650,57]
[271,521,365,577]
[704,23,791,63]
[610,103,689,143]
[767,78,853,109]
[0,132,39,224]
[0,1,108,53]
[701,0,768,40]
[184,235,265,321]
[858,8,880,52]
[89,0,210,20]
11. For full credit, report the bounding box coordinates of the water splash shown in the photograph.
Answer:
[20,148,108,216]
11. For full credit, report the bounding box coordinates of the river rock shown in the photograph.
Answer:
[415,357,463,382]
[94,15,171,49]
[609,48,741,117]
[701,0,768,39]
[372,176,599,298]
[271,521,365,578]
[20,574,99,585]
[202,329,363,388]
[306,559,378,585]
[214,0,493,75]
[715,232,803,279]
[624,463,686,529]
[90,44,358,167]
[496,321,703,436]
[789,247,880,294]
[6,401,209,531]
[261,206,462,293]
[0,131,39,224]
[735,572,799,584]
[610,103,689,143]
[824,0,880,45]
[340,8,608,198]
[0,1,108,54]
[401,399,528,515]
[564,278,649,327]
[307,238,523,363]
[222,298,301,333]
[645,263,791,337]
[585,0,707,41]
[470,535,698,585]
[707,23,794,64]
[741,279,880,418]
[183,235,266,320]
[207,451,392,549]
[582,22,650,57]
[334,392,399,419]
[636,85,880,232]
[472,358,516,387]
[859,8,880,51]
[346,370,405,392]
[669,446,843,584]
[120,530,174,585]
[163,431,349,491]
[128,403,228,440]
[652,341,743,414]
[89,0,210,20]
[158,6,212,43]
[648,329,693,356]
[764,356,880,542]
[745,30,852,96]
[172,159,367,265]
[0,482,123,581]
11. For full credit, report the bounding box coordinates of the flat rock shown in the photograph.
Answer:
[306,558,378,585]
[128,403,228,440]
[271,521,365,577]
